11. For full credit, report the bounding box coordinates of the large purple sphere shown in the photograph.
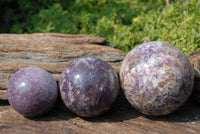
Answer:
[7,67,58,117]
[59,57,119,117]
[120,41,194,116]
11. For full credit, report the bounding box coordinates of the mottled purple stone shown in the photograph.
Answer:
[120,41,194,116]
[59,57,119,117]
[7,67,58,117]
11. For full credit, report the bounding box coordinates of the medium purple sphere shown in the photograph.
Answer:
[120,41,194,116]
[7,67,58,117]
[59,57,119,117]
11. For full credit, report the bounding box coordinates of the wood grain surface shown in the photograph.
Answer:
[0,93,200,134]
[188,50,200,104]
[0,33,125,100]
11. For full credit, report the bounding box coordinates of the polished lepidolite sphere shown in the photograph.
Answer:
[120,41,194,116]
[7,67,58,117]
[59,57,119,117]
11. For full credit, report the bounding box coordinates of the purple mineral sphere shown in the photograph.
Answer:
[7,67,58,117]
[59,57,119,117]
[120,41,194,116]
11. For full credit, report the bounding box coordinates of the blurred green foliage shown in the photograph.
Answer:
[1,0,199,54]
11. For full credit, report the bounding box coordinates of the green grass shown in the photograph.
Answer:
[10,0,200,54]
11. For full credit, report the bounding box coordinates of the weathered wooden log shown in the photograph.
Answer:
[1,34,200,134]
[0,33,125,100]
[1,93,200,134]
[188,50,200,103]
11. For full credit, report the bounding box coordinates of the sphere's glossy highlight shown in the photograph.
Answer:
[59,57,119,117]
[7,66,58,117]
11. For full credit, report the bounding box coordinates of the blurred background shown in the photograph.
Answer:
[0,0,199,54]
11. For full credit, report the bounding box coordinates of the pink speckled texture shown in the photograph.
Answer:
[120,41,194,116]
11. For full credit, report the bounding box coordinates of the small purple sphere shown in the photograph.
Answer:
[120,41,194,116]
[7,67,58,117]
[59,57,119,117]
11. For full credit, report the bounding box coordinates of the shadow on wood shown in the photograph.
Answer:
[1,90,200,134]
[26,98,76,122]
[11,91,200,124]
[145,99,200,123]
